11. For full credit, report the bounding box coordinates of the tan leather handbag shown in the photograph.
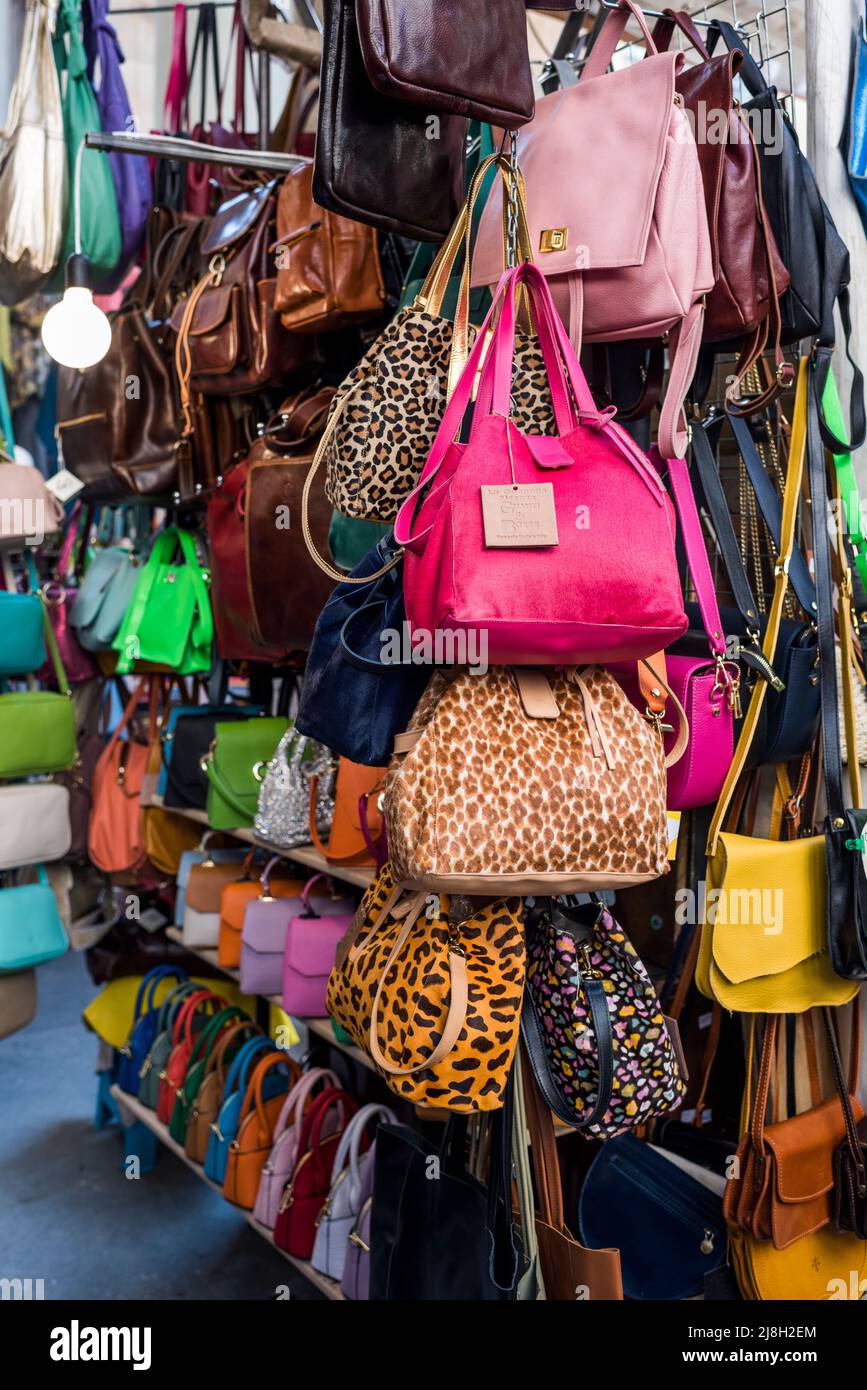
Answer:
[273,162,385,333]
[184,1018,260,1164]
[384,664,687,894]
[223,1050,300,1209]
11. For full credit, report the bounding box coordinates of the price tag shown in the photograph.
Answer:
[45,468,85,503]
[481,483,559,547]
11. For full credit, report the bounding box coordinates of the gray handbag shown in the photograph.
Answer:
[254,728,338,849]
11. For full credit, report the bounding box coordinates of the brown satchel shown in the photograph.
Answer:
[273,162,386,333]
[724,1011,864,1251]
[522,1044,624,1301]
[245,386,338,652]
[185,1018,260,1164]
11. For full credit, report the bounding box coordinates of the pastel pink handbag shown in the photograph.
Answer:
[281,877,357,1017]
[470,0,713,459]
[612,447,738,811]
[253,1067,341,1230]
[394,261,688,666]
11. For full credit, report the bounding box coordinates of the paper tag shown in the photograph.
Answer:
[666,809,681,860]
[138,906,169,932]
[481,483,558,548]
[45,468,85,503]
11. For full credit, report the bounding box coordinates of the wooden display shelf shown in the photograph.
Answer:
[110,1085,344,1301]
[143,794,375,891]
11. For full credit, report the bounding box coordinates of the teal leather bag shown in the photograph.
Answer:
[0,610,77,780]
[0,559,46,674]
[0,866,68,970]
[71,506,152,652]
[203,717,289,829]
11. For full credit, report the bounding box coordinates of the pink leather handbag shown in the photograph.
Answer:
[240,870,353,999]
[37,510,97,686]
[394,261,687,666]
[613,448,738,811]
[470,0,713,459]
[281,877,356,1018]
[253,1067,341,1230]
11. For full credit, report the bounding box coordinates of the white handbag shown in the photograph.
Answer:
[311,1103,395,1283]
[0,783,70,869]
[182,904,221,950]
[0,0,66,302]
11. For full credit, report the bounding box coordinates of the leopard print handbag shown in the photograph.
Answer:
[326,862,524,1112]
[383,664,688,894]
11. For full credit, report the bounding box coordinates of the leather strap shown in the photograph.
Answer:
[691,416,763,636]
[522,975,613,1131]
[520,1038,567,1230]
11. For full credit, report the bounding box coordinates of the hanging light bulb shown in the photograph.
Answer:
[41,253,111,369]
[41,137,111,370]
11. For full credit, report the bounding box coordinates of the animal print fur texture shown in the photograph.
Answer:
[322,305,556,522]
[326,863,525,1111]
[383,666,670,890]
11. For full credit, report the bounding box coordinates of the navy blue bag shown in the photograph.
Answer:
[295,536,429,768]
[117,965,188,1096]
[578,1132,725,1300]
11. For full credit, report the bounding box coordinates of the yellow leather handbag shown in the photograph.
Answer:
[697,360,859,1013]
[729,1223,867,1300]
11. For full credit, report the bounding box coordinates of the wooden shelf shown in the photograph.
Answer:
[144,795,375,890]
[110,1085,344,1301]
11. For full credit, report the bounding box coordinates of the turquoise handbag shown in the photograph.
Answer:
[0,555,45,675]
[0,866,68,971]
[849,9,867,236]
[71,508,151,652]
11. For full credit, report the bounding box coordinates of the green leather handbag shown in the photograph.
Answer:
[0,605,76,780]
[203,717,289,830]
[113,528,213,676]
[168,1005,246,1144]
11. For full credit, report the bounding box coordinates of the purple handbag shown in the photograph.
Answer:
[83,0,152,286]
[239,869,352,1000]
[341,1149,375,1300]
[281,875,357,1018]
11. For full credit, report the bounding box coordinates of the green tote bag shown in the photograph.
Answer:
[113,528,213,676]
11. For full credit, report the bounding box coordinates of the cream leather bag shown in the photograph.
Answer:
[0,0,65,303]
[0,783,70,869]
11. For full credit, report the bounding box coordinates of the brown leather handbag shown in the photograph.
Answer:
[651,8,792,409]
[273,162,385,333]
[724,1011,864,1251]
[223,1050,301,1209]
[355,0,534,129]
[245,387,338,653]
[172,181,312,402]
[521,1045,624,1300]
[185,1018,261,1164]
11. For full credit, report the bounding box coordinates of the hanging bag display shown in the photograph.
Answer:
[182,849,248,947]
[87,677,150,876]
[240,865,351,999]
[279,875,355,1017]
[217,864,305,970]
[112,528,213,676]
[70,510,150,652]
[34,513,98,685]
[160,703,263,811]
[308,757,385,869]
[0,555,46,675]
[0,783,71,869]
[394,261,688,666]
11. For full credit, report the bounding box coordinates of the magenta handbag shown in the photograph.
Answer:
[240,871,353,999]
[612,449,738,811]
[394,261,688,666]
[281,878,357,1018]
[37,509,97,686]
[469,0,713,459]
[253,1067,341,1230]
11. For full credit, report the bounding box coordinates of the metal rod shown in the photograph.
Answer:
[85,129,310,172]
[598,0,719,25]
[110,2,236,12]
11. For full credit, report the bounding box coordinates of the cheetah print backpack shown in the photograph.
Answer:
[326,862,524,1112]
[522,898,687,1138]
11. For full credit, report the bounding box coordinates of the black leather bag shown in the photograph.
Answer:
[312,0,467,242]
[162,707,257,811]
[370,1100,519,1300]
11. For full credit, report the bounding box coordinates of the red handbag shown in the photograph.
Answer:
[156,989,224,1125]
[273,1087,357,1259]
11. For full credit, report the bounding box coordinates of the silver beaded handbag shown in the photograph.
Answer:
[254,728,338,849]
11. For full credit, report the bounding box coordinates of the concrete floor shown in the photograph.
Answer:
[0,948,319,1301]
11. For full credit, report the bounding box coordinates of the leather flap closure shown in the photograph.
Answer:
[765,1096,864,1203]
[200,182,275,256]
[185,861,244,912]
[185,284,238,337]
[471,53,679,282]
[284,914,351,978]
[514,668,559,719]
[243,898,297,955]
[710,833,826,983]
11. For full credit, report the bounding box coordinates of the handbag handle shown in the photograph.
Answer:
[208,1019,259,1082]
[156,981,201,1037]
[270,1067,340,1157]
[162,1,189,133]
[655,449,728,660]
[170,988,214,1046]
[651,7,713,61]
[222,1034,271,1096]
[258,855,284,900]
[187,1005,245,1072]
[581,0,659,79]
[520,1038,567,1230]
[186,1,222,128]
[344,1103,395,1207]
[249,1051,301,1134]
[181,990,225,1048]
[293,1086,357,1185]
[358,788,387,870]
[299,873,328,912]
[129,964,184,1025]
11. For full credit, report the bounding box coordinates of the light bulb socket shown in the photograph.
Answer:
[64,253,93,292]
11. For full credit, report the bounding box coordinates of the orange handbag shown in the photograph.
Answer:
[185,1019,262,1164]
[156,989,224,1126]
[309,757,386,868]
[223,1051,301,1209]
[88,677,152,877]
[218,862,306,969]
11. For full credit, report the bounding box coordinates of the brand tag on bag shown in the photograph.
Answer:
[481,484,559,548]
[45,468,85,503]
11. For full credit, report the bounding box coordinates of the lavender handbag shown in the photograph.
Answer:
[83,0,151,284]
[240,868,352,999]
[253,1067,341,1230]
[281,876,357,1017]
[312,1103,395,1284]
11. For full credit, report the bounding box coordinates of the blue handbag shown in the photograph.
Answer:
[578,1132,726,1300]
[0,866,68,971]
[295,536,430,768]
[116,965,189,1095]
[71,545,141,652]
[0,554,46,675]
[850,10,867,237]
[203,1037,288,1184]
[175,842,248,924]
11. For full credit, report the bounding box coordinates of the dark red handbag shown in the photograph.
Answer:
[273,1087,357,1258]
[207,456,288,664]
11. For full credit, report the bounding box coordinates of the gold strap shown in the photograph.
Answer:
[707,357,810,858]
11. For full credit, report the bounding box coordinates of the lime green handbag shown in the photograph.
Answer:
[0,604,76,780]
[113,528,213,676]
[52,0,121,285]
[203,717,289,830]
